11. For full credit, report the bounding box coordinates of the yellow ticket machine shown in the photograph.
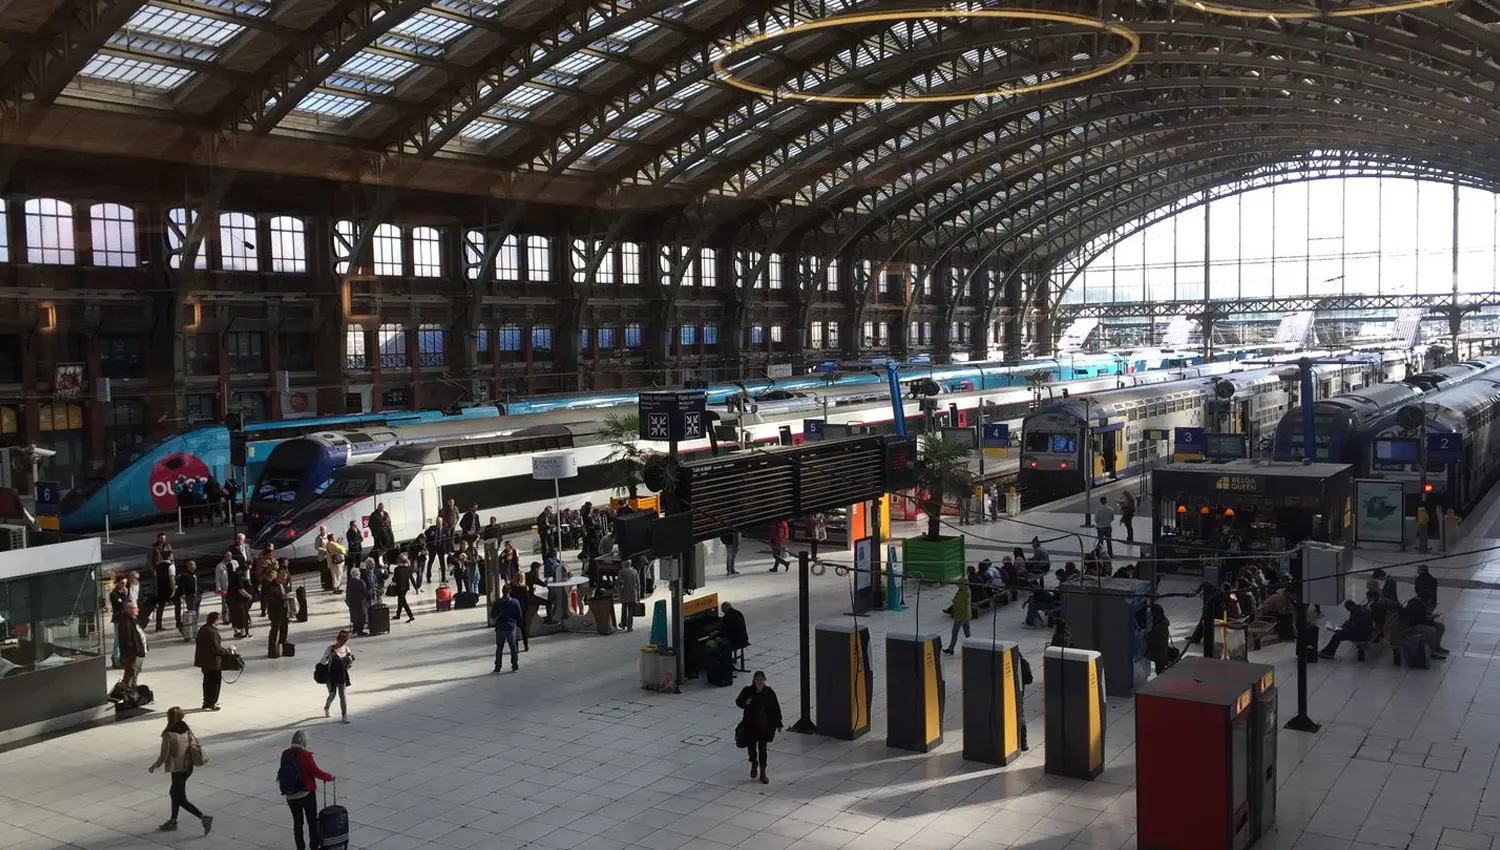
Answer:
[1043,646,1106,780]
[962,637,1023,765]
[815,620,871,740]
[886,630,944,752]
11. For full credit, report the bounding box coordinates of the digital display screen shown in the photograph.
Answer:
[1374,438,1419,463]
[1050,434,1077,454]
[1205,434,1247,459]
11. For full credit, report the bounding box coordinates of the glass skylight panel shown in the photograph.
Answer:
[78,54,192,89]
[551,52,605,77]
[329,51,417,94]
[661,81,709,109]
[602,19,657,51]
[584,141,617,159]
[115,4,244,61]
[433,0,506,15]
[381,11,471,55]
[458,120,505,140]
[196,0,272,14]
[295,91,369,118]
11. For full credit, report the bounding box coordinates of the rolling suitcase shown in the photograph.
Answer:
[179,609,199,642]
[367,603,391,636]
[318,781,349,850]
[295,585,309,623]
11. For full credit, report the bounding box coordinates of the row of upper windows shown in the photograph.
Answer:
[1,198,920,290]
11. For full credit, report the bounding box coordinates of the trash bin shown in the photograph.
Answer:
[589,595,617,636]
[1006,489,1021,518]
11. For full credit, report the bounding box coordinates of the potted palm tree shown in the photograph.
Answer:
[601,412,650,501]
[902,433,975,581]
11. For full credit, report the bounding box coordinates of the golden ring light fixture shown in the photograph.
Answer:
[713,1,1453,106]
[1187,0,1455,19]
[711,9,1141,105]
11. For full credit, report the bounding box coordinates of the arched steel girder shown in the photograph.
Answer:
[786,66,1496,251]
[384,1,674,158]
[626,15,1137,191]
[970,155,1477,326]
[0,0,152,118]
[208,0,432,132]
[818,88,1488,262]
[921,126,1495,273]
[515,0,790,174]
[1049,168,1500,309]
[682,18,1500,205]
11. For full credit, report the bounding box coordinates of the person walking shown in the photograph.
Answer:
[499,540,520,584]
[147,707,212,835]
[617,558,640,632]
[345,568,369,637]
[1093,496,1115,558]
[768,520,791,572]
[319,631,354,722]
[1118,490,1137,544]
[721,529,741,575]
[392,556,415,623]
[119,602,148,690]
[151,557,177,633]
[944,580,973,654]
[194,613,224,710]
[735,671,784,784]
[214,551,233,619]
[490,585,524,673]
[279,730,334,850]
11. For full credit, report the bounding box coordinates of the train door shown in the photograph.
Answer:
[1239,400,1253,440]
[386,493,408,540]
[420,472,440,526]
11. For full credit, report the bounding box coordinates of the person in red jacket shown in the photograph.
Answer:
[768,520,792,572]
[279,730,334,850]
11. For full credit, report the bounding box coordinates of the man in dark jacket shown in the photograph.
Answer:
[108,576,130,667]
[1320,599,1375,658]
[266,572,290,658]
[118,603,148,690]
[460,503,480,542]
[490,585,524,673]
[721,602,750,652]
[150,559,177,633]
[370,503,394,554]
[392,557,415,623]
[1402,595,1449,657]
[195,612,224,710]
[1415,564,1439,609]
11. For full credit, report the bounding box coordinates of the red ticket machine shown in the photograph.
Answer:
[1136,657,1276,850]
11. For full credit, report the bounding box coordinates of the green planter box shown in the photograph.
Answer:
[902,535,966,582]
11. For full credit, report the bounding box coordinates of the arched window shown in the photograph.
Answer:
[411,227,441,277]
[496,235,520,279]
[218,212,259,271]
[269,216,307,273]
[377,323,407,368]
[372,224,403,276]
[526,235,550,282]
[25,198,75,265]
[89,203,136,267]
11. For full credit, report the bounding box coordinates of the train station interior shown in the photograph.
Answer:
[5,1,1500,849]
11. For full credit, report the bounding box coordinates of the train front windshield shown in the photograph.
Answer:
[253,441,325,505]
[1024,431,1076,454]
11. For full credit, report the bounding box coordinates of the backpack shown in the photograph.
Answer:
[1019,657,1034,686]
[277,749,304,796]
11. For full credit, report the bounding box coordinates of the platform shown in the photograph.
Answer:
[3,484,1500,850]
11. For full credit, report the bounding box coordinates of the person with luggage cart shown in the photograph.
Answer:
[279,730,336,850]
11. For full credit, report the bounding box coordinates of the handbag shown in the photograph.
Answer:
[632,602,646,617]
[313,662,329,685]
[219,648,245,672]
[734,721,751,749]
[187,733,207,767]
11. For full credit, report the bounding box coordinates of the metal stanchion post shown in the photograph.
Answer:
[791,550,817,734]
[176,506,185,536]
[1284,596,1320,733]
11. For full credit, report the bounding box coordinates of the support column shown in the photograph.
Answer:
[311,212,346,416]
[1002,272,1024,361]
[1032,272,1054,358]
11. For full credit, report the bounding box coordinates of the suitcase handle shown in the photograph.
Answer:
[324,778,336,807]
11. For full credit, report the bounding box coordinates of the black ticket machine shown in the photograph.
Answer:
[962,637,1023,765]
[815,620,872,740]
[886,630,944,753]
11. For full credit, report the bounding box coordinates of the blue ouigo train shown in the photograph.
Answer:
[59,352,1147,532]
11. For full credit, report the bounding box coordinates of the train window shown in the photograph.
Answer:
[388,476,404,491]
[1024,431,1051,452]
[1049,434,1077,454]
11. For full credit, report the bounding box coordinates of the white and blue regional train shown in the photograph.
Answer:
[1017,351,1414,498]
[249,361,1246,560]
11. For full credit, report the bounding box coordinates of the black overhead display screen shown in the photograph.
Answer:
[675,435,917,543]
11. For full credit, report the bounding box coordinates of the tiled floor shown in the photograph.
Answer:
[8,480,1500,850]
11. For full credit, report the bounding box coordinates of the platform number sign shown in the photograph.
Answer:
[1427,433,1463,464]
[638,390,708,443]
[1174,427,1205,453]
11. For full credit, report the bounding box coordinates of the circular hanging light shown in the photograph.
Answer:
[1187,0,1454,18]
[712,9,1141,105]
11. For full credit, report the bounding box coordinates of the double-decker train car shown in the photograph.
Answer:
[1362,376,1500,513]
[1017,359,1380,499]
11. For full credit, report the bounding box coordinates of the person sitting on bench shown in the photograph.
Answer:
[1320,599,1374,659]
[1258,585,1298,640]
